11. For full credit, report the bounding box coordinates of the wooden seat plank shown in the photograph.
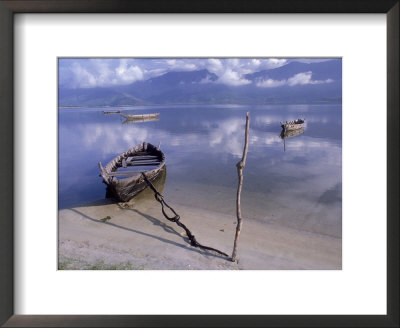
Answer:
[108,171,141,177]
[130,162,160,167]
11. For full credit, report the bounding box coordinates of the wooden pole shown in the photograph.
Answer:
[231,112,250,262]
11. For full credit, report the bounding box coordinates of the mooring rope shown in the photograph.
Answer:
[141,172,229,258]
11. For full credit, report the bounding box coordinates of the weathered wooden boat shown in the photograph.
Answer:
[280,127,304,140]
[122,116,160,124]
[98,142,166,202]
[119,165,166,201]
[103,110,121,114]
[280,118,305,131]
[120,113,159,120]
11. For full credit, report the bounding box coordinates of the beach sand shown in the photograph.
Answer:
[59,187,341,270]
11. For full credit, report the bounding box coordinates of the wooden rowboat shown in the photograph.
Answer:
[120,113,159,120]
[280,127,304,140]
[280,118,305,131]
[98,142,166,202]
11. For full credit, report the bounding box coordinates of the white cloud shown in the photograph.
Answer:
[256,78,286,88]
[199,74,215,84]
[70,63,97,88]
[247,58,288,73]
[60,58,335,89]
[217,68,251,86]
[90,60,114,86]
[288,71,334,86]
[287,71,313,86]
[257,71,334,88]
[206,58,288,86]
[143,68,167,79]
[207,58,223,72]
[165,59,201,71]
[65,59,145,88]
[269,58,287,65]
[114,59,143,84]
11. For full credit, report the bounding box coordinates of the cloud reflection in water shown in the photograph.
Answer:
[59,104,341,238]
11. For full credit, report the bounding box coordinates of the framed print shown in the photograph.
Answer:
[0,1,398,327]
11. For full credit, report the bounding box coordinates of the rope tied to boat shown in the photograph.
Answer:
[144,178,180,223]
[141,172,229,258]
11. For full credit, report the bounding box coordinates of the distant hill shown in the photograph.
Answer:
[245,60,342,81]
[58,60,342,106]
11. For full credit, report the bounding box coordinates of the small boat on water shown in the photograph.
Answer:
[103,110,121,114]
[280,118,305,131]
[120,113,159,120]
[280,127,304,140]
[99,142,166,202]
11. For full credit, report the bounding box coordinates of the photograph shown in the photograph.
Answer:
[58,57,342,270]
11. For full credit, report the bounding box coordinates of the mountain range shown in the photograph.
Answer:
[59,60,342,106]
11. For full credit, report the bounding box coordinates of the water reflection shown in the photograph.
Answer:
[279,127,304,152]
[122,117,160,125]
[59,104,342,237]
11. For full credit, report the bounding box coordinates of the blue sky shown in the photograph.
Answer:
[59,58,334,89]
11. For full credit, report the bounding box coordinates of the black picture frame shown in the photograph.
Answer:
[0,1,398,327]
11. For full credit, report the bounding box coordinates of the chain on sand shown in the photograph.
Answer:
[141,173,229,258]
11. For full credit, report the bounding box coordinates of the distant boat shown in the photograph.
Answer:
[280,127,304,140]
[103,110,121,114]
[99,142,165,202]
[120,113,159,120]
[280,118,305,131]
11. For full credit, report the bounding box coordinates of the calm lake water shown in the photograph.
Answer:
[59,104,342,238]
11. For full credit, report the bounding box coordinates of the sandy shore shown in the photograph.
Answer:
[58,187,341,270]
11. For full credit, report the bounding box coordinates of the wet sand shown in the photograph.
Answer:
[58,188,341,270]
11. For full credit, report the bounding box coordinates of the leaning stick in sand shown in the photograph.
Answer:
[231,112,250,262]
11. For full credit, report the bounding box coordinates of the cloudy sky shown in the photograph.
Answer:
[59,58,333,89]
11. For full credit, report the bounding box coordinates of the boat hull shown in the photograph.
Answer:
[281,123,304,131]
[105,166,166,202]
[99,142,165,202]
[280,119,305,131]
[280,127,304,139]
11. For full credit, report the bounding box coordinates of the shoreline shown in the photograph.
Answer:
[59,190,341,270]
